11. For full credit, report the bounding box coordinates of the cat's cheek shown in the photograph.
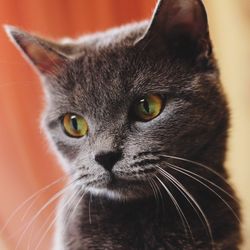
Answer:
[42,130,80,173]
[55,141,80,161]
[48,142,74,174]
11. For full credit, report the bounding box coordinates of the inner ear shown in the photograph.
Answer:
[5,25,68,75]
[139,0,211,60]
[154,0,207,40]
[20,40,66,74]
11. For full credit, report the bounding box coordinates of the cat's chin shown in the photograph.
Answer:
[84,176,153,201]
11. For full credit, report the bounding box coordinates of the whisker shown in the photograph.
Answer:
[61,189,81,225]
[88,193,92,224]
[67,190,87,224]
[33,189,83,250]
[27,208,55,250]
[154,175,194,243]
[0,176,66,235]
[148,178,160,215]
[168,161,236,201]
[15,188,67,250]
[166,163,240,222]
[14,178,76,250]
[20,196,40,223]
[151,177,166,217]
[157,167,214,249]
[159,154,230,186]
[60,188,88,240]
[30,189,80,250]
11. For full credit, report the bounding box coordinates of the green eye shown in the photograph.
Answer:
[134,94,164,122]
[63,113,88,138]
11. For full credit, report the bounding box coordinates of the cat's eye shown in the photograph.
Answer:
[134,94,164,122]
[63,113,88,138]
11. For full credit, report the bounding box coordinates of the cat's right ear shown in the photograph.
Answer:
[138,0,211,61]
[4,25,68,76]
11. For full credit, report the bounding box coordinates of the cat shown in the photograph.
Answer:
[5,0,242,249]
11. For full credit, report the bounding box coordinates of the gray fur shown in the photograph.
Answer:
[5,0,241,249]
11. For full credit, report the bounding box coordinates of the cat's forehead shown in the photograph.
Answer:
[55,50,189,116]
[59,27,139,95]
[63,54,152,107]
[64,50,191,100]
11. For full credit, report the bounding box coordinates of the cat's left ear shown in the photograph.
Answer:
[4,25,68,76]
[139,0,211,61]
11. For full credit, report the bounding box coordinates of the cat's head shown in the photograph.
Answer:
[5,0,228,200]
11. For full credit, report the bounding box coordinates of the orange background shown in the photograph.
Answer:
[0,1,249,250]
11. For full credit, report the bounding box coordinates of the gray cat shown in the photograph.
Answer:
[5,0,242,249]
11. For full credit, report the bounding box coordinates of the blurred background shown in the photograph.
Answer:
[0,0,249,249]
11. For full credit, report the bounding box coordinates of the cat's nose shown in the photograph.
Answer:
[95,151,122,171]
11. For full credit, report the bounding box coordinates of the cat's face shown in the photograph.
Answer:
[6,0,228,200]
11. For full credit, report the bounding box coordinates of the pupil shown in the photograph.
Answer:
[143,100,150,113]
[71,116,78,130]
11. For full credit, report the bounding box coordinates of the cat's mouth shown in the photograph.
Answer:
[89,173,146,188]
[83,171,154,199]
[107,174,142,189]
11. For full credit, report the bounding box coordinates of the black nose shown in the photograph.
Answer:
[95,151,122,171]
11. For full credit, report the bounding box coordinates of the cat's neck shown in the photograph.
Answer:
[61,186,240,250]
[64,193,196,249]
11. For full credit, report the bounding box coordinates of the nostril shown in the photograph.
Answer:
[95,151,122,171]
